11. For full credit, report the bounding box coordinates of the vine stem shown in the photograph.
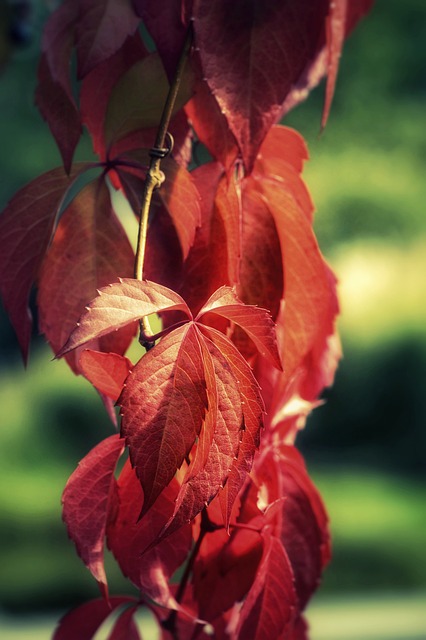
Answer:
[134,23,193,282]
[133,23,193,345]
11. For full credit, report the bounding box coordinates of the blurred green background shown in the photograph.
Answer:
[0,0,425,638]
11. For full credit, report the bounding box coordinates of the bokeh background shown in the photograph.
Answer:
[0,0,425,638]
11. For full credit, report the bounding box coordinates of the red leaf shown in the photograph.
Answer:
[56,279,190,358]
[248,128,339,403]
[114,156,201,260]
[200,326,264,527]
[107,460,192,607]
[53,597,137,640]
[197,286,282,371]
[233,529,297,640]
[0,165,86,362]
[176,163,231,316]
[35,56,81,175]
[132,0,190,80]
[322,0,376,129]
[75,0,140,78]
[193,521,263,622]
[35,1,81,172]
[80,32,148,159]
[120,323,208,514]
[79,350,133,402]
[255,446,330,608]
[184,55,239,172]
[164,329,244,533]
[62,435,125,594]
[193,0,329,172]
[37,180,136,372]
[108,605,141,640]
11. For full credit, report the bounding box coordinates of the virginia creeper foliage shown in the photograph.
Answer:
[0,0,374,638]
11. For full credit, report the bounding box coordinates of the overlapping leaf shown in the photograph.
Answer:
[38,180,136,372]
[62,435,125,595]
[57,279,190,358]
[53,597,140,640]
[254,445,331,609]
[116,155,201,261]
[35,1,80,172]
[80,32,148,159]
[0,165,87,361]
[233,529,297,640]
[78,350,133,402]
[193,0,329,172]
[107,460,192,607]
[75,0,140,78]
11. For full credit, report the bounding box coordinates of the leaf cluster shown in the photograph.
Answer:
[0,1,374,638]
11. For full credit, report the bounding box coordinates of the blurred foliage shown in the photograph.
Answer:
[0,0,425,617]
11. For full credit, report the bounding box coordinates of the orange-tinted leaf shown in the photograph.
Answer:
[255,445,330,608]
[185,64,239,172]
[233,529,297,640]
[0,165,86,361]
[75,0,140,78]
[62,435,125,595]
[197,286,282,371]
[176,163,231,316]
[38,180,136,371]
[56,279,191,359]
[79,350,133,402]
[107,460,192,607]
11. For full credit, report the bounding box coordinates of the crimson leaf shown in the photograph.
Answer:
[53,597,137,640]
[75,0,140,78]
[0,165,87,361]
[62,435,125,596]
[107,460,192,607]
[233,529,297,640]
[35,1,81,172]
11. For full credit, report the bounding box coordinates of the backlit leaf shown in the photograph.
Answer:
[38,180,136,372]
[80,32,148,159]
[104,53,193,147]
[75,0,140,78]
[56,279,191,358]
[79,350,133,402]
[193,0,329,172]
[197,286,282,371]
